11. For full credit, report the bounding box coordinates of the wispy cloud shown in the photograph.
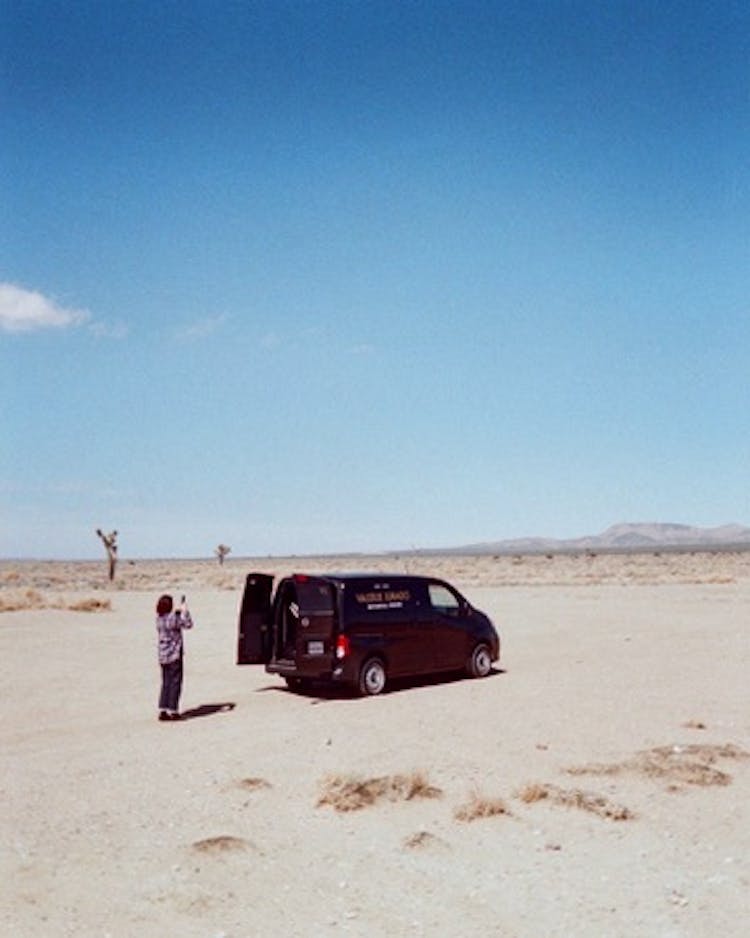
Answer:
[176,314,228,340]
[257,329,375,356]
[0,282,90,333]
[260,331,282,349]
[88,319,129,340]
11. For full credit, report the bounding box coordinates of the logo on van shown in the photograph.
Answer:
[355,589,411,610]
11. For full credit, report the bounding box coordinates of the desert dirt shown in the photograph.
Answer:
[2,550,749,937]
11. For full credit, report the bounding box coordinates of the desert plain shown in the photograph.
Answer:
[2,549,749,938]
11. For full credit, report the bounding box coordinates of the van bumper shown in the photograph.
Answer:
[265,658,355,685]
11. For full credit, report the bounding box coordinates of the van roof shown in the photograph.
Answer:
[291,572,423,586]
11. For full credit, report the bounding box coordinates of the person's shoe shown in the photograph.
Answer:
[167,712,182,721]
[158,711,169,721]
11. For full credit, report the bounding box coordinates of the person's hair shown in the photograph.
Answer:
[156,594,173,616]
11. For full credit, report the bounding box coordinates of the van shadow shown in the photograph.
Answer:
[377,666,506,697]
[179,702,236,720]
[257,668,505,704]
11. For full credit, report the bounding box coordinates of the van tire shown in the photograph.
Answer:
[467,643,492,678]
[358,658,387,696]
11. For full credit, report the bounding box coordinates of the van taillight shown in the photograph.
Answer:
[335,635,350,659]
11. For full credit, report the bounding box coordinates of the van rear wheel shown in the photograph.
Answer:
[467,643,492,678]
[358,658,386,696]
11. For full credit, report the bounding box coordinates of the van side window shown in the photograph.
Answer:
[428,583,460,616]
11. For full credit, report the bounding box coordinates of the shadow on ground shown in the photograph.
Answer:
[179,702,236,720]
[257,667,505,703]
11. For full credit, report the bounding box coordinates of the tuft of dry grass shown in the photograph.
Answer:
[515,782,634,820]
[566,743,748,790]
[67,598,112,613]
[516,782,551,804]
[237,777,271,791]
[554,787,634,820]
[454,792,510,822]
[403,830,448,850]
[0,590,112,613]
[317,771,442,813]
[566,762,623,778]
[191,835,250,853]
[0,589,46,612]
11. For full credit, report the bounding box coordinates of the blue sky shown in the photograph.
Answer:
[1,0,749,559]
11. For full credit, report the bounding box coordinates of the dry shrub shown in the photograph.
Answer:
[0,590,112,613]
[516,782,551,804]
[317,771,442,812]
[454,792,510,822]
[567,743,748,789]
[237,777,271,791]
[191,835,250,853]
[516,782,633,821]
[67,598,112,613]
[634,745,737,788]
[566,762,622,778]
[403,830,447,850]
[400,771,442,801]
[0,589,46,612]
[554,787,634,821]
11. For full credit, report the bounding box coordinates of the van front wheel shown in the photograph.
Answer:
[467,643,492,678]
[358,658,386,696]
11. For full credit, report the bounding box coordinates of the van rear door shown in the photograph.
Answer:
[291,576,337,673]
[237,573,274,664]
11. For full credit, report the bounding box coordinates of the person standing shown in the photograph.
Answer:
[156,593,193,721]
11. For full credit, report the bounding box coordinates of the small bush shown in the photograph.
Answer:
[191,835,250,853]
[237,777,271,791]
[317,771,442,812]
[516,782,550,804]
[454,792,510,822]
[403,831,447,850]
[515,781,634,821]
[67,598,112,613]
[0,589,46,612]
[566,743,748,789]
[0,591,112,613]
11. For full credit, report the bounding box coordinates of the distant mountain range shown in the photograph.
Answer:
[433,523,750,555]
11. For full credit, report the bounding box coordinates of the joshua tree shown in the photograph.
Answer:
[96,528,118,581]
[215,544,231,565]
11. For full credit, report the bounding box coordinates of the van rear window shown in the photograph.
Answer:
[296,581,334,613]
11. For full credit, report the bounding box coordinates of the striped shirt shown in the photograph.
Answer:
[156,609,194,664]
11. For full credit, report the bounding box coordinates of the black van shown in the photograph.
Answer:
[236,572,500,695]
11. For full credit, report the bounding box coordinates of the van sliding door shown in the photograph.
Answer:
[427,581,468,670]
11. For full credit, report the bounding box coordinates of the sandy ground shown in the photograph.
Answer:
[2,552,749,937]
